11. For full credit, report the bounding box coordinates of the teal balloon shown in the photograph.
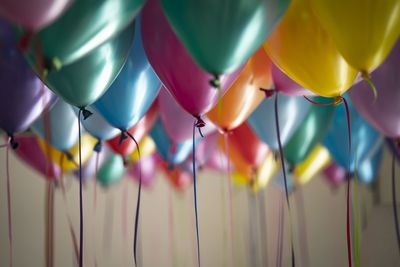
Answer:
[283,97,335,165]
[44,22,135,108]
[160,0,290,74]
[150,119,192,165]
[31,99,79,151]
[94,19,160,130]
[248,93,310,150]
[21,0,145,67]
[323,96,383,173]
[357,145,383,184]
[97,153,125,187]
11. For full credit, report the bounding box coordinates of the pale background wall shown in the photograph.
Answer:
[0,147,398,267]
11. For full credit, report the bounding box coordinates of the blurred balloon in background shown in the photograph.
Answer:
[97,152,125,187]
[74,146,112,183]
[128,154,158,187]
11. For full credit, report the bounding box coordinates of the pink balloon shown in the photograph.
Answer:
[13,134,60,180]
[0,0,71,31]
[141,0,241,117]
[272,64,313,96]
[323,162,346,188]
[158,87,216,143]
[128,154,158,187]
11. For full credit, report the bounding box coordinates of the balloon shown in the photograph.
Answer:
[21,0,144,67]
[128,154,158,187]
[13,134,61,180]
[150,119,193,165]
[158,88,216,143]
[75,106,119,141]
[357,145,383,184]
[160,0,289,75]
[252,152,279,192]
[73,146,112,183]
[107,103,158,156]
[0,0,71,31]
[309,0,400,73]
[271,64,313,96]
[141,0,241,117]
[31,99,79,151]
[323,162,346,188]
[283,97,335,165]
[129,136,156,163]
[96,153,125,187]
[323,96,383,172]
[0,19,56,135]
[293,144,331,185]
[248,93,310,150]
[207,48,272,131]
[42,21,135,108]
[94,20,161,131]
[160,161,192,190]
[38,134,96,172]
[265,0,358,97]
[349,41,400,138]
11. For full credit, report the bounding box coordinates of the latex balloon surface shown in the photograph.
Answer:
[74,147,111,183]
[323,162,346,188]
[248,93,310,150]
[160,0,290,74]
[349,41,400,138]
[0,20,56,135]
[21,0,144,67]
[265,0,358,97]
[207,48,272,131]
[129,136,156,162]
[94,20,160,130]
[141,0,241,116]
[128,154,158,187]
[357,145,383,184]
[97,153,125,187]
[309,0,400,72]
[271,64,313,96]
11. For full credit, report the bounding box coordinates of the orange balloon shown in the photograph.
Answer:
[207,48,272,131]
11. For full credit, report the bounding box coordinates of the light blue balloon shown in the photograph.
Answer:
[31,99,79,151]
[323,95,382,173]
[357,145,383,184]
[248,93,310,150]
[96,152,125,187]
[94,19,161,131]
[150,119,193,165]
[74,106,120,141]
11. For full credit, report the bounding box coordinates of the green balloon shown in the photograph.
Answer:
[97,153,125,187]
[160,0,289,75]
[45,22,135,108]
[283,97,335,165]
[23,0,144,68]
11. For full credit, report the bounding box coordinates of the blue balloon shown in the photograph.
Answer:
[357,145,383,184]
[248,93,310,150]
[150,119,193,165]
[323,96,382,173]
[31,99,79,151]
[94,19,161,131]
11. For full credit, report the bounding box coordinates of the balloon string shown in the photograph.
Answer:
[295,189,310,267]
[223,133,234,267]
[303,96,342,106]
[168,187,175,267]
[274,93,295,267]
[258,189,268,266]
[122,183,129,241]
[94,152,99,267]
[125,131,142,267]
[361,71,378,101]
[352,155,360,267]
[6,142,13,267]
[192,119,201,267]
[392,150,400,253]
[77,109,84,267]
[46,181,55,267]
[276,195,284,267]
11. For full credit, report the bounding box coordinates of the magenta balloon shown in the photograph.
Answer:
[0,0,71,31]
[323,162,346,188]
[272,64,313,96]
[141,0,241,117]
[349,41,400,138]
[0,20,57,135]
[13,135,61,180]
[128,154,158,187]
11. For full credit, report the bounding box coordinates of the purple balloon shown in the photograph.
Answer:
[272,64,314,96]
[323,162,346,188]
[13,134,61,180]
[128,154,158,187]
[349,41,400,138]
[0,19,56,135]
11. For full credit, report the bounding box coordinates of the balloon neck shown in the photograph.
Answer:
[94,140,102,153]
[288,164,295,174]
[303,96,343,106]
[64,151,74,162]
[361,70,378,100]
[259,88,275,98]
[194,116,205,138]
[119,132,128,145]
[80,108,93,120]
[123,158,129,168]
[209,74,221,89]
[8,135,18,150]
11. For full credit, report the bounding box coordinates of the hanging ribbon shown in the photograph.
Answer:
[5,139,13,267]
[295,189,309,267]
[258,189,268,267]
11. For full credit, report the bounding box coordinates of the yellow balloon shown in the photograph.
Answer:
[293,144,331,185]
[39,134,96,172]
[231,172,249,187]
[309,0,400,73]
[129,136,156,162]
[264,0,358,97]
[252,152,279,192]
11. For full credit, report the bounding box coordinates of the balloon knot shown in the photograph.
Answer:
[8,135,18,150]
[123,158,129,168]
[93,140,102,153]
[209,74,221,89]
[194,116,205,138]
[64,151,74,161]
[44,57,62,72]
[288,164,295,173]
[260,88,276,98]
[119,132,128,145]
[17,31,33,53]
[81,108,93,120]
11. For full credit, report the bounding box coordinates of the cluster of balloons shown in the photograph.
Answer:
[0,0,398,193]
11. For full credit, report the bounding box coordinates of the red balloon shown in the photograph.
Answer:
[107,103,158,156]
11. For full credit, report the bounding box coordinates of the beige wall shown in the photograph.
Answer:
[0,148,398,266]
